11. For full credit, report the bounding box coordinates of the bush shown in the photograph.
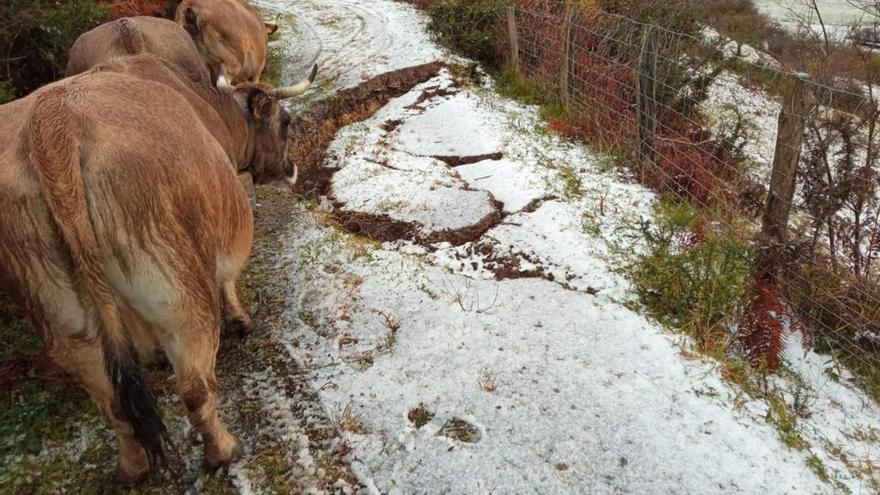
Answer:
[423,0,508,68]
[0,80,13,105]
[601,0,700,35]
[626,202,754,352]
[103,0,179,19]
[0,0,108,98]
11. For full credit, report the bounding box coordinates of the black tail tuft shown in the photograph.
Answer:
[106,343,167,468]
[184,8,200,37]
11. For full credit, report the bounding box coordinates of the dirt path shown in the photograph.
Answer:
[0,2,446,491]
[3,1,880,493]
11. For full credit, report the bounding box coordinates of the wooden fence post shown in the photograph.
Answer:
[560,4,578,103]
[507,5,520,73]
[636,24,657,166]
[758,75,815,278]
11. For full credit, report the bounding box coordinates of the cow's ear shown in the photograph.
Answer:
[247,90,273,122]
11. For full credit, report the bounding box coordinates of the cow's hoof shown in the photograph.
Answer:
[118,466,150,487]
[223,316,252,339]
[204,440,244,471]
[118,439,150,487]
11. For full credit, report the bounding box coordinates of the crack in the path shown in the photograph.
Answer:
[431,152,504,167]
[289,60,446,198]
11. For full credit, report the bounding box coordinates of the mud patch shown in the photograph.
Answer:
[428,201,504,246]
[462,241,551,282]
[331,198,505,247]
[407,404,434,429]
[432,152,504,167]
[404,85,458,110]
[289,61,446,198]
[521,195,558,214]
[438,417,481,443]
[331,210,421,244]
[381,119,403,132]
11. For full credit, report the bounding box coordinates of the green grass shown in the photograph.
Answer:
[0,295,40,359]
[623,201,754,354]
[0,81,14,105]
[558,166,584,201]
[495,67,556,107]
[805,454,830,483]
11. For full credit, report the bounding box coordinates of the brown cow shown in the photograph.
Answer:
[235,0,280,35]
[67,16,211,86]
[0,54,315,484]
[176,0,270,84]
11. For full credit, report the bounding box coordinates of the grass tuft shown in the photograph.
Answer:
[623,201,753,356]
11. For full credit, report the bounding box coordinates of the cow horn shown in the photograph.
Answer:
[216,64,234,90]
[270,64,318,99]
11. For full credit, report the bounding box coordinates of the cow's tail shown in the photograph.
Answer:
[26,87,167,468]
[115,17,146,55]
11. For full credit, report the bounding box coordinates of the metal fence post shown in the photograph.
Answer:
[637,24,657,166]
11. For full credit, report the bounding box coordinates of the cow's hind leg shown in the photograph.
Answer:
[154,290,242,469]
[12,268,148,481]
[175,324,242,468]
[53,339,152,484]
[221,281,251,338]
[219,227,253,339]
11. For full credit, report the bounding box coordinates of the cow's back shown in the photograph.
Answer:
[0,70,250,295]
[68,17,211,86]
[176,0,268,83]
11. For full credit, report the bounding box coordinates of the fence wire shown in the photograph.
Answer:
[496,1,880,377]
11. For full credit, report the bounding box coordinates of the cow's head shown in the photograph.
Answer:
[224,64,317,185]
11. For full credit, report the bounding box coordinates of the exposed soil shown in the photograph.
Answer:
[438,417,481,443]
[331,202,505,248]
[381,119,403,132]
[520,195,558,213]
[289,61,446,198]
[431,152,504,167]
[426,199,504,245]
[330,210,421,243]
[403,85,458,109]
[407,404,434,429]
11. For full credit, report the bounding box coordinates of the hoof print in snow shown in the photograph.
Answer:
[438,417,481,443]
[407,403,435,429]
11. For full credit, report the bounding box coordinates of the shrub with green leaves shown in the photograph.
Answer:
[424,0,507,68]
[626,202,753,351]
[0,0,107,99]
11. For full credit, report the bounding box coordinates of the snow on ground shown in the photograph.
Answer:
[328,84,499,234]
[255,0,442,90]
[754,0,868,39]
[276,67,878,494]
[702,27,777,66]
[701,70,781,181]
[394,93,503,158]
[251,0,880,493]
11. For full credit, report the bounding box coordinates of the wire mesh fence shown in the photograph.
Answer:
[472,0,880,385]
